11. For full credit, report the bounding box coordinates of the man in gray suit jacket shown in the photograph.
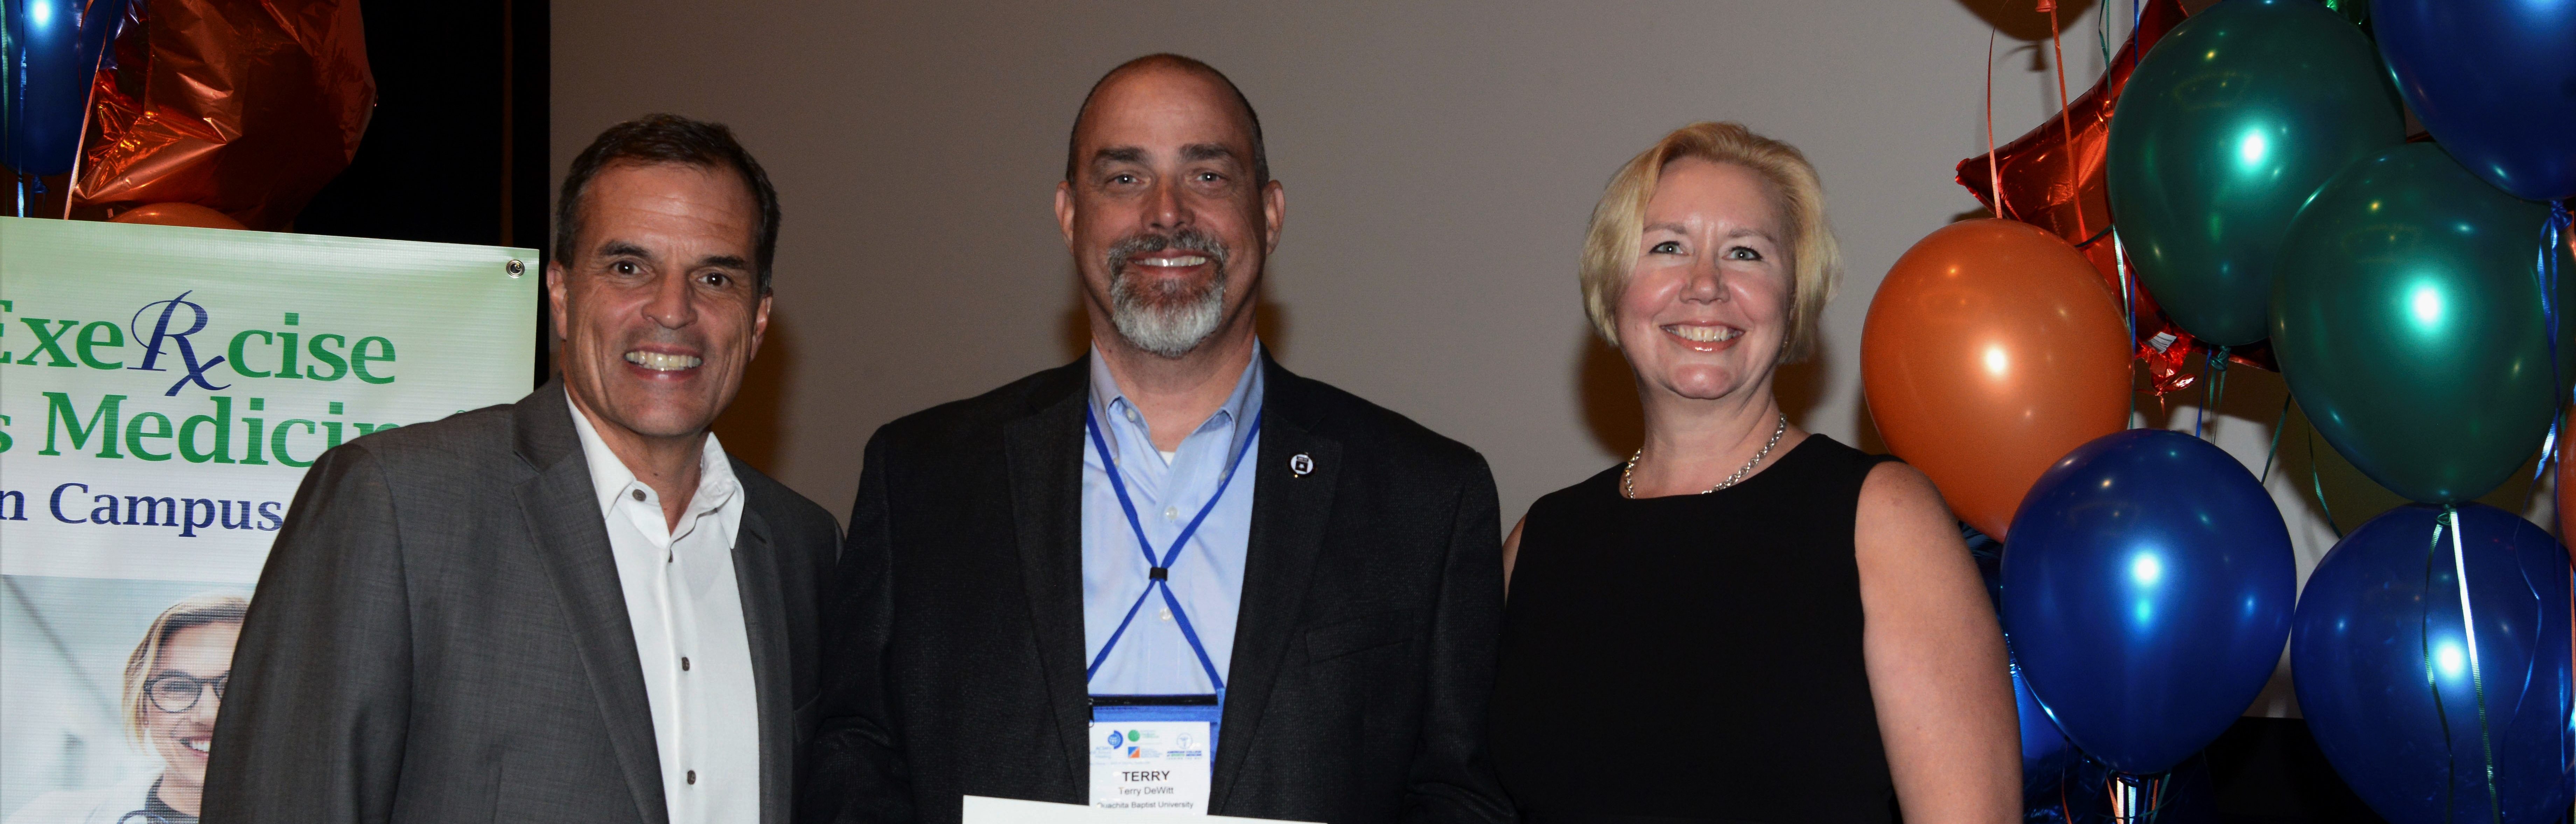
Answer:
[205,114,838,824]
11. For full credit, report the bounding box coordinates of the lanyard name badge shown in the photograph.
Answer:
[1082,403,1260,814]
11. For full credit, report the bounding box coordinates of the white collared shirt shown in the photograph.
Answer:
[568,396,760,824]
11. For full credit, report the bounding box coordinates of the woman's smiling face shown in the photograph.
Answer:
[1615,157,1795,403]
[146,621,238,790]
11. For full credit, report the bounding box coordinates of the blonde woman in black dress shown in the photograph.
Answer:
[1487,122,2018,823]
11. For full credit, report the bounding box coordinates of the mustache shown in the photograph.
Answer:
[1105,228,1231,276]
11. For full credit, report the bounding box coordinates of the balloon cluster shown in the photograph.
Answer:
[3,0,372,228]
[1868,1,2576,821]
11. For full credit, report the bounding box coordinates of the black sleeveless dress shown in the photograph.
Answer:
[1488,435,1899,824]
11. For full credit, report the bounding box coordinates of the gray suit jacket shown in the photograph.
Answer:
[205,381,840,824]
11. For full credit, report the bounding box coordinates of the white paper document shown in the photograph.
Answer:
[960,795,1322,823]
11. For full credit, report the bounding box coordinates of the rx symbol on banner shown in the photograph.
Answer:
[130,290,231,396]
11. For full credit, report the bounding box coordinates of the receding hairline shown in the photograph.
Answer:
[566,158,765,257]
[1065,54,1267,184]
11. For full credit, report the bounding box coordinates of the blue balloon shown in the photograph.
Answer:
[2374,0,2576,201]
[2,0,130,176]
[1973,535,2081,805]
[2002,429,2298,774]
[2010,657,2075,800]
[2291,503,2574,824]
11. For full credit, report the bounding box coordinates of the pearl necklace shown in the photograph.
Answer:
[1622,413,1790,499]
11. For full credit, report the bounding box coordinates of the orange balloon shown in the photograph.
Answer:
[108,203,248,230]
[2558,407,2572,540]
[1862,219,2133,539]
[2564,407,2575,733]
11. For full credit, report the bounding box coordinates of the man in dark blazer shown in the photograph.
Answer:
[800,55,1513,824]
[205,115,838,824]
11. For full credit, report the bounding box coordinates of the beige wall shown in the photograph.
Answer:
[552,0,2142,518]
[552,0,2557,716]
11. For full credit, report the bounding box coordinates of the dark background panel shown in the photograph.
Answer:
[296,0,550,385]
[2204,718,2389,824]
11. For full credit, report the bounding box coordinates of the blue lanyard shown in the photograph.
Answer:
[1082,402,1263,691]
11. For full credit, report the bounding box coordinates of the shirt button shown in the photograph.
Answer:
[1159,608,1173,621]
[1123,407,1140,424]
[631,489,646,502]
[687,770,697,785]
[681,657,691,671]
[1163,505,1180,521]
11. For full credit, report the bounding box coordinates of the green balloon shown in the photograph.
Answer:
[2271,143,2576,505]
[2108,0,2406,347]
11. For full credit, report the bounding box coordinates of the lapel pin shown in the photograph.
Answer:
[1289,453,1314,477]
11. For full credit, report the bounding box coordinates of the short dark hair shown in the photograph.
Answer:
[554,114,782,293]
[1064,54,1268,187]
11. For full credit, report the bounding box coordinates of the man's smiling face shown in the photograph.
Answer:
[549,160,770,440]
[1058,64,1281,359]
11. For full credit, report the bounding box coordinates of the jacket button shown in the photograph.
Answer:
[687,770,697,784]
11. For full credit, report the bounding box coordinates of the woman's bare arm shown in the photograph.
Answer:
[1855,462,2019,823]
[1502,515,1527,594]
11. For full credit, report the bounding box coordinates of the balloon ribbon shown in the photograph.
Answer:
[2194,347,2229,441]
[2037,0,2083,241]
[2128,0,2142,63]
[2532,202,2570,488]
[2060,767,2074,823]
[2536,207,2570,776]
[2424,507,2505,823]
[2117,228,2139,425]
[2106,770,2168,823]
[2306,425,2342,540]
[2260,397,2288,484]
[1984,25,2002,219]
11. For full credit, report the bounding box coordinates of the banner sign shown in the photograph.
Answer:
[0,216,536,822]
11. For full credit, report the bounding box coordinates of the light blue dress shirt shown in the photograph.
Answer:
[1082,345,1264,696]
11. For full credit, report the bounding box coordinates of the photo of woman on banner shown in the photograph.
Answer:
[6,593,245,824]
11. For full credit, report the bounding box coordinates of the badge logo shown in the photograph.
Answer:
[1107,731,1124,748]
[1289,453,1314,476]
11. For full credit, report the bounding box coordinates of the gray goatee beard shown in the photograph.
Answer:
[1105,229,1231,359]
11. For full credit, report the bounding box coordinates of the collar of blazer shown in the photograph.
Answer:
[1003,350,1345,811]
[511,379,586,476]
[503,379,793,824]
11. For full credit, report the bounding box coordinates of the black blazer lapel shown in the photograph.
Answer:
[731,503,794,824]
[1002,362,1096,789]
[1211,359,1341,809]
[512,385,671,824]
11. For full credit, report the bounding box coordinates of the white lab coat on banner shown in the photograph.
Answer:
[4,774,167,824]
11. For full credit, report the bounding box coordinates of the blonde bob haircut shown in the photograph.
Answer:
[1579,121,1842,363]
[121,592,248,744]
